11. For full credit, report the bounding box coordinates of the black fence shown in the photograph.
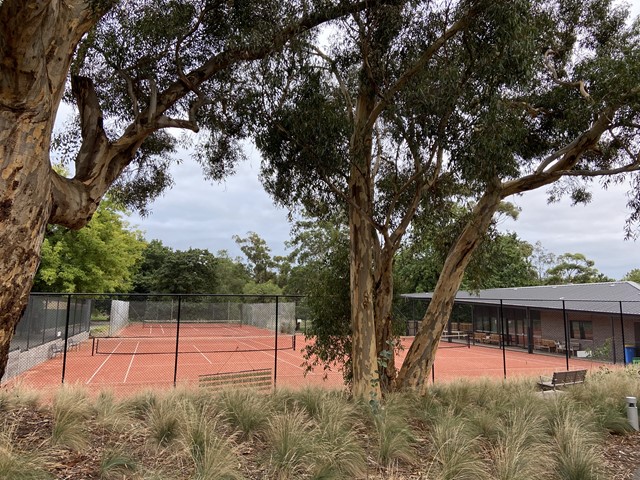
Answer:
[397,295,640,380]
[6,292,640,393]
[2,293,331,394]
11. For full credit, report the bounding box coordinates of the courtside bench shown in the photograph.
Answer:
[199,368,272,391]
[538,369,587,391]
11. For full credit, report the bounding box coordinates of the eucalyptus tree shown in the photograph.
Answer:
[252,0,640,396]
[544,252,613,284]
[0,0,389,379]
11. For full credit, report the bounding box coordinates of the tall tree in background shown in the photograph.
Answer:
[623,269,640,283]
[233,231,278,284]
[286,215,352,382]
[544,252,613,284]
[254,0,640,395]
[0,0,385,379]
[34,197,145,293]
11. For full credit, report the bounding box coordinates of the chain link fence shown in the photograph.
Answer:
[2,293,327,394]
[398,295,640,381]
[6,292,640,392]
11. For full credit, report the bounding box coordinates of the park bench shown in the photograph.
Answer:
[538,369,587,391]
[49,343,64,358]
[49,339,80,358]
[534,338,558,353]
[199,368,272,391]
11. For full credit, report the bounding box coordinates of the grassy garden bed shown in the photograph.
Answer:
[2,367,640,479]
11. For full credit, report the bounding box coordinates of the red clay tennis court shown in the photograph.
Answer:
[10,326,609,396]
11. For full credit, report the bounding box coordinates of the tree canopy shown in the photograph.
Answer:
[248,0,640,395]
[545,252,614,284]
[34,197,146,293]
[1,0,640,394]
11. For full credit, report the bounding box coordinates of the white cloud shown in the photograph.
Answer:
[129,150,293,259]
[500,185,639,280]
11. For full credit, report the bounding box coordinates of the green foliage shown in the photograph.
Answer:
[286,217,353,383]
[215,389,273,440]
[234,232,278,284]
[465,233,538,290]
[99,448,138,480]
[242,280,283,295]
[214,250,252,294]
[50,386,92,450]
[132,241,252,294]
[0,422,50,480]
[265,408,315,479]
[34,198,145,293]
[545,253,614,285]
[622,268,640,283]
[4,372,640,478]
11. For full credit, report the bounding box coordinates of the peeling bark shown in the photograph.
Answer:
[374,249,396,391]
[0,0,104,380]
[349,84,380,400]
[395,185,503,394]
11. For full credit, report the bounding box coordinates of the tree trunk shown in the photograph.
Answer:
[0,113,56,379]
[374,249,396,392]
[0,0,103,380]
[395,185,503,394]
[349,75,380,399]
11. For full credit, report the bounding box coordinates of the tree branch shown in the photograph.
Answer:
[309,44,355,125]
[71,75,110,181]
[544,49,592,102]
[366,1,482,130]
[502,105,617,197]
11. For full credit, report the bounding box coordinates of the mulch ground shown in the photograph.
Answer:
[6,405,640,479]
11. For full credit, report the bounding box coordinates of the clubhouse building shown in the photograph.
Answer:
[402,282,640,364]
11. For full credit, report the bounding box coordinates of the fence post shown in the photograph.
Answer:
[500,300,507,380]
[610,315,618,365]
[562,301,569,370]
[274,296,279,389]
[173,295,182,387]
[620,301,627,366]
[526,307,533,354]
[61,294,72,384]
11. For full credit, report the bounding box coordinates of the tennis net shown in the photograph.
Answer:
[92,334,296,355]
[438,333,472,348]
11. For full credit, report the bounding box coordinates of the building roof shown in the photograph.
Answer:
[402,282,640,315]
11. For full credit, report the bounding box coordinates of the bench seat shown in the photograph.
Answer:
[538,369,587,391]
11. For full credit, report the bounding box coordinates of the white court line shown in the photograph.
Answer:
[123,342,139,382]
[253,343,305,370]
[86,341,122,384]
[194,345,213,364]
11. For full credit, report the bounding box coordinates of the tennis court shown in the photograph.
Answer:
[9,328,610,396]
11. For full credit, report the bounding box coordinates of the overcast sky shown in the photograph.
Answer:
[127,143,639,281]
[103,1,640,282]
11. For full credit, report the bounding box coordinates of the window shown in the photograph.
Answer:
[570,320,593,340]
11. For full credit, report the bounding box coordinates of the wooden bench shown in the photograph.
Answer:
[473,332,487,343]
[199,368,272,391]
[534,338,557,353]
[538,369,587,391]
